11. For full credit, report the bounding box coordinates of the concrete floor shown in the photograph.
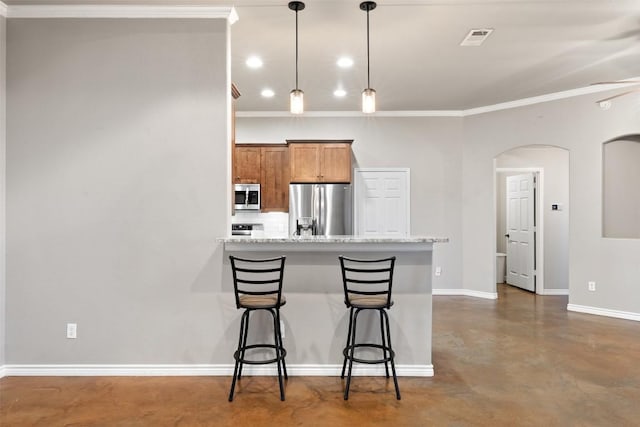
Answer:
[2,284,639,426]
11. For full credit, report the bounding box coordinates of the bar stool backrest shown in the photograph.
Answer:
[339,256,396,308]
[229,256,286,309]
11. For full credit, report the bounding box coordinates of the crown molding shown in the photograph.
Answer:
[0,2,7,17]
[7,5,238,22]
[462,80,640,117]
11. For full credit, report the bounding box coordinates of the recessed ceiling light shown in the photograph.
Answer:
[334,89,347,97]
[261,88,275,98]
[246,56,263,69]
[337,57,354,68]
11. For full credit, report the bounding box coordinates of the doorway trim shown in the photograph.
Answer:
[495,167,545,295]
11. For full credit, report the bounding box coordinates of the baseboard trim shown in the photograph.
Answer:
[0,365,6,379]
[433,289,498,299]
[567,304,640,322]
[540,289,569,296]
[1,363,434,378]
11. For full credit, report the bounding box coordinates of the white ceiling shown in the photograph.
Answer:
[6,0,640,111]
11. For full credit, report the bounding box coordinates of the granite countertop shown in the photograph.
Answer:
[219,235,449,244]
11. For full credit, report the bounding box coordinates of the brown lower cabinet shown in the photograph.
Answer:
[233,144,290,212]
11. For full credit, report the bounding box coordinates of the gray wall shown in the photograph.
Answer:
[603,137,640,238]
[0,15,6,367]
[496,146,570,290]
[237,117,464,291]
[3,15,639,368]
[6,18,231,364]
[464,93,640,313]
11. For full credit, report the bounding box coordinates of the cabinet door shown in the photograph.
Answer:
[320,144,352,183]
[261,147,290,212]
[234,146,261,183]
[289,144,321,182]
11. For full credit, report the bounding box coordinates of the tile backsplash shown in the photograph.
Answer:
[232,212,289,237]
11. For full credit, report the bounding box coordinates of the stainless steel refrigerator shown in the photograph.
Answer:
[289,184,352,236]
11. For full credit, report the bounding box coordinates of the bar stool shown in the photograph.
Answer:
[339,255,400,400]
[228,256,287,401]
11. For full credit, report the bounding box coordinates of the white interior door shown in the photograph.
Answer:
[506,173,536,292]
[354,169,410,236]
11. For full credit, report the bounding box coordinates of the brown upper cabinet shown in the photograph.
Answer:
[288,140,353,183]
[233,144,290,212]
[233,146,261,184]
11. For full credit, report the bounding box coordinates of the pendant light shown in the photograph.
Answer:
[360,1,377,113]
[289,1,305,114]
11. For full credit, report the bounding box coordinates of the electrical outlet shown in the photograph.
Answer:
[435,266,442,277]
[588,281,596,292]
[280,320,285,339]
[66,323,77,339]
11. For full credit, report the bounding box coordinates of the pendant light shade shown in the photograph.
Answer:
[360,1,377,114]
[362,88,376,114]
[289,1,305,114]
[290,89,304,114]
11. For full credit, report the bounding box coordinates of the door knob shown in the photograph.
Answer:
[505,234,510,238]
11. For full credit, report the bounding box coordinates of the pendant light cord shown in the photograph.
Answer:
[366,8,371,89]
[295,9,299,90]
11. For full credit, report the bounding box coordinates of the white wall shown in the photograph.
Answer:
[237,116,464,290]
[0,15,6,367]
[464,92,640,314]
[495,146,570,290]
[6,18,232,364]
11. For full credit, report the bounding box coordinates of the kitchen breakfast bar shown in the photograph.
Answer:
[219,236,448,377]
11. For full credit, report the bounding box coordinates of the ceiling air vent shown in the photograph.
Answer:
[460,28,494,46]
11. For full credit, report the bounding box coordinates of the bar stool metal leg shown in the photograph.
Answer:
[229,310,249,402]
[275,309,288,380]
[383,309,401,400]
[237,310,251,380]
[379,309,390,378]
[341,307,355,379]
[344,308,362,400]
[270,308,286,401]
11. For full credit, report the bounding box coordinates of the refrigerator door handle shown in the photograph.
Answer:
[318,185,324,235]
[313,185,319,234]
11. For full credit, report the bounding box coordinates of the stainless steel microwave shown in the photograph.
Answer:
[234,184,260,211]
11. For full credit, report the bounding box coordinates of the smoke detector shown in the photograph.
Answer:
[460,28,494,46]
